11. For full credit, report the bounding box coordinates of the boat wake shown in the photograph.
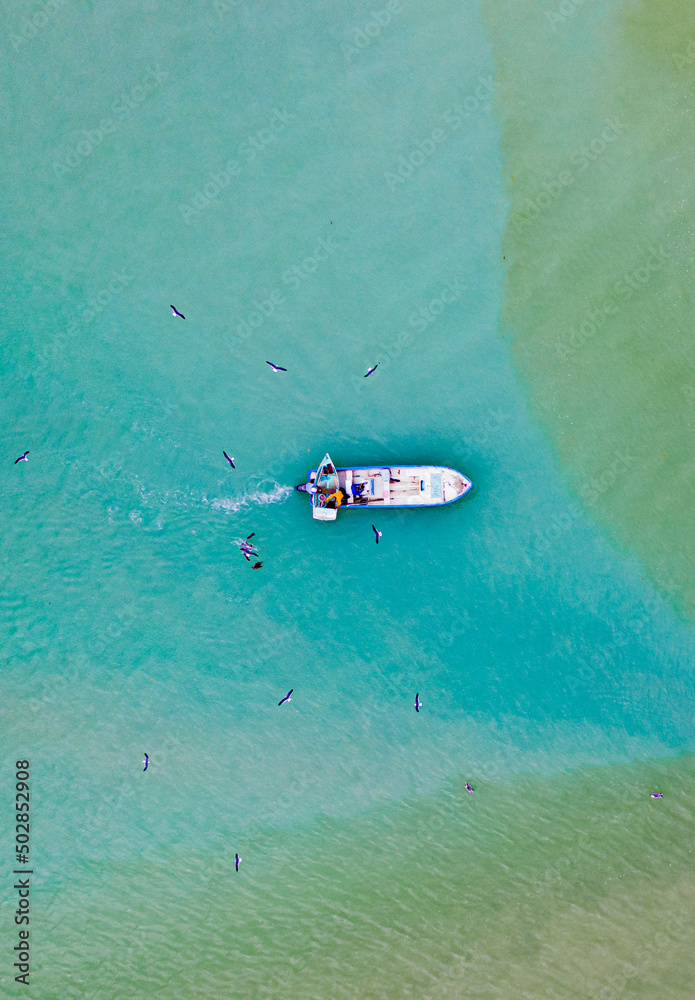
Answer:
[204,480,293,514]
[87,461,294,527]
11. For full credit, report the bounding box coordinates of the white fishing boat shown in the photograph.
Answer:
[296,452,473,521]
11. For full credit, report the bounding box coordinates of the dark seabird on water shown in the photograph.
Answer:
[650,792,664,799]
[170,305,185,319]
[278,689,293,706]
[464,783,474,794]
[223,451,235,469]
[415,693,421,713]
[266,361,287,372]
[14,451,29,464]
[143,754,149,771]
[235,853,241,871]
[364,363,379,378]
[372,524,382,544]
[252,562,262,570]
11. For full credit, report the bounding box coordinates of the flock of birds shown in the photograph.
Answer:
[134,683,448,870]
[174,304,384,555]
[236,532,262,570]
[171,304,380,379]
[11,303,664,877]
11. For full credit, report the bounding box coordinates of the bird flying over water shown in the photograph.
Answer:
[239,534,259,561]
[278,689,293,706]
[372,524,382,544]
[235,853,241,871]
[266,361,287,372]
[650,792,663,799]
[143,754,149,771]
[465,783,474,794]
[415,693,421,713]
[364,363,379,378]
[170,305,185,319]
[14,451,29,464]
[223,451,235,469]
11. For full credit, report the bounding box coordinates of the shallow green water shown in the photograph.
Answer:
[486,0,695,620]
[2,1,695,997]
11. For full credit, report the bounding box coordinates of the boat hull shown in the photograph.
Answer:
[305,463,472,512]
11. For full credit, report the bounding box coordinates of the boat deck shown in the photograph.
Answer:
[309,465,471,508]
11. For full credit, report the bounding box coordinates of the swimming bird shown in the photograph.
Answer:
[252,562,262,570]
[143,754,149,771]
[372,524,382,544]
[223,451,235,469]
[170,305,185,319]
[364,363,379,378]
[650,792,664,799]
[14,451,29,464]
[464,783,474,794]
[278,689,293,706]
[235,853,241,871]
[266,361,287,372]
[415,693,421,713]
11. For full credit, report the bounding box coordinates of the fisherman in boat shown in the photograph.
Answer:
[295,481,318,494]
[351,482,369,503]
[325,488,344,508]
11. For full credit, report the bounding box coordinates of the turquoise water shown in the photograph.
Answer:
[2,1,695,997]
